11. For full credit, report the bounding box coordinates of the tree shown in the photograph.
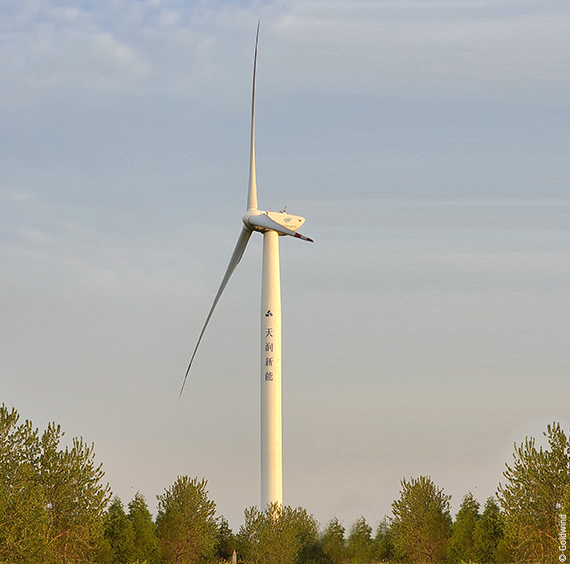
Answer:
[237,502,321,564]
[347,516,372,563]
[100,497,135,564]
[321,517,346,564]
[156,476,218,564]
[0,405,46,563]
[474,497,507,563]
[497,422,570,563]
[39,422,111,563]
[391,476,452,563]
[0,404,110,564]
[371,517,393,563]
[447,492,479,563]
[215,516,236,563]
[128,492,160,564]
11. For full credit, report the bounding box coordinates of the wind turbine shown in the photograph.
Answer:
[179,24,313,509]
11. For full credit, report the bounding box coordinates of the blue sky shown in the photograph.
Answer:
[2,0,569,530]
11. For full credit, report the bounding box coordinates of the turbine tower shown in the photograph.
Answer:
[180,24,313,509]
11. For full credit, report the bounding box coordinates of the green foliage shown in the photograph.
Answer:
[473,497,506,563]
[371,517,393,563]
[497,422,570,563]
[5,406,570,564]
[100,497,135,564]
[129,492,161,564]
[237,502,321,564]
[40,423,111,563]
[0,405,46,563]
[0,404,110,564]
[156,476,218,564]
[215,516,236,562]
[347,516,372,563]
[391,476,452,564]
[447,492,480,563]
[321,517,346,564]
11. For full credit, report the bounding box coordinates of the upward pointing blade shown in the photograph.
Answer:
[180,227,253,397]
[247,21,260,211]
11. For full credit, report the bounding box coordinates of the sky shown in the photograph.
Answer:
[1,0,569,532]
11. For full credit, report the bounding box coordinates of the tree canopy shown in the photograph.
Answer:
[0,404,110,564]
[347,516,372,563]
[321,517,346,564]
[497,422,570,563]
[391,476,452,564]
[3,404,570,564]
[474,497,507,564]
[156,476,218,564]
[447,492,480,563]
[129,492,161,564]
[237,503,321,564]
[100,496,135,564]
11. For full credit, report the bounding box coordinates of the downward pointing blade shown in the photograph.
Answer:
[247,213,314,242]
[180,227,253,397]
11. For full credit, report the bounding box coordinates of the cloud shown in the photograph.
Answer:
[269,0,570,103]
[159,9,181,26]
[0,5,152,107]
[1,0,569,110]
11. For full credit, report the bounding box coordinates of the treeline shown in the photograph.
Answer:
[1,403,569,564]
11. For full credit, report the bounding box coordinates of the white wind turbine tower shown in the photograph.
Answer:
[179,24,313,509]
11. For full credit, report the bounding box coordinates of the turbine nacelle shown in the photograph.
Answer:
[243,209,312,242]
[243,209,306,232]
[267,210,306,232]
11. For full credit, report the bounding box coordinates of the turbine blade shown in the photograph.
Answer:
[180,227,253,397]
[248,213,314,242]
[247,22,260,211]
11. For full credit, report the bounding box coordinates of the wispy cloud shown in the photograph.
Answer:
[1,0,568,109]
[271,0,570,102]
